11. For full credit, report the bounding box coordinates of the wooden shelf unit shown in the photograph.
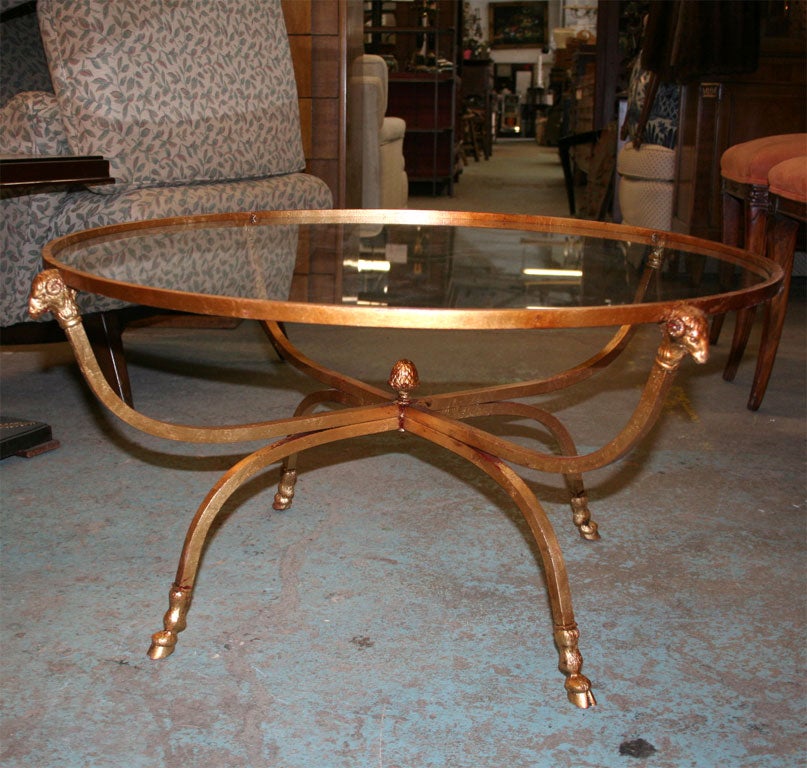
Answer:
[364,1,461,196]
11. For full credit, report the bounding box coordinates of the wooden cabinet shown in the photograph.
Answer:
[387,73,458,193]
[672,52,807,241]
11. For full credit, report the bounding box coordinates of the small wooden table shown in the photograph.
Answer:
[0,154,113,458]
[0,154,113,188]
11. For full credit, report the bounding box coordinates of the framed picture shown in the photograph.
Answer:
[489,1,548,49]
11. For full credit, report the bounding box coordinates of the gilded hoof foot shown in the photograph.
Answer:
[565,674,596,708]
[273,468,297,511]
[571,495,600,541]
[148,630,177,660]
[578,520,601,542]
[555,624,595,708]
[273,492,293,510]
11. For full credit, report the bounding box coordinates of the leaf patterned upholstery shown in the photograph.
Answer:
[1,0,332,326]
[66,224,300,304]
[38,0,309,192]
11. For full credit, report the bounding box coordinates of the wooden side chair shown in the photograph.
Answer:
[739,155,806,410]
[712,134,806,403]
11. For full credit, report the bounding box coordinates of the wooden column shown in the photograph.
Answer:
[282,0,364,208]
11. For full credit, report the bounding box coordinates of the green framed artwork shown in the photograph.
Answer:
[489,1,549,49]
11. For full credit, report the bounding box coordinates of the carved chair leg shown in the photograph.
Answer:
[723,194,769,381]
[260,320,289,361]
[84,311,133,407]
[747,215,799,410]
[711,192,743,344]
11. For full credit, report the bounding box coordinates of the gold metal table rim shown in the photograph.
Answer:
[40,208,784,331]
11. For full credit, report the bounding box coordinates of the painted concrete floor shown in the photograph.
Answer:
[1,279,804,767]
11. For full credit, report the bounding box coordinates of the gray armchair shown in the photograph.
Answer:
[1,0,332,400]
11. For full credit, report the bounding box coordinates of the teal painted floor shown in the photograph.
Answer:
[1,286,804,767]
[2,142,805,766]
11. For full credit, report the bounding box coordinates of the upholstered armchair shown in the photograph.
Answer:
[350,54,408,209]
[1,0,332,399]
[616,57,680,231]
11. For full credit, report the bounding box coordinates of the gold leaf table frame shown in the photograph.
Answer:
[30,210,782,708]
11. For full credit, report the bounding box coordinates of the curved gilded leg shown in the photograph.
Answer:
[272,389,361,511]
[148,412,400,660]
[261,321,389,405]
[28,271,387,446]
[406,306,710,478]
[445,401,599,540]
[402,416,596,708]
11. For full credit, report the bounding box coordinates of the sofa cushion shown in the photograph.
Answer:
[61,223,300,306]
[37,0,306,192]
[54,174,334,235]
[1,190,70,325]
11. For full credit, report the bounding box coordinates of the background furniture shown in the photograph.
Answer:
[670,33,806,239]
[715,133,806,347]
[615,55,680,231]
[749,156,807,409]
[365,1,461,196]
[459,59,493,160]
[1,0,332,401]
[718,137,807,410]
[280,0,364,208]
[386,71,458,196]
[350,54,408,209]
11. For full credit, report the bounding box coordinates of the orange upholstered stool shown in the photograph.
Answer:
[713,134,807,382]
[737,155,807,410]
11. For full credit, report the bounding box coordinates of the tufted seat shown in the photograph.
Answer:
[717,134,805,274]
[768,156,807,203]
[721,134,807,186]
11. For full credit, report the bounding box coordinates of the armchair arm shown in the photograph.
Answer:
[0,90,70,156]
[380,116,406,146]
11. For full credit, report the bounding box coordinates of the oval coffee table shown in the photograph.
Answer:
[30,209,782,708]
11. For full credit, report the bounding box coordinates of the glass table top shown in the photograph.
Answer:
[42,210,781,329]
